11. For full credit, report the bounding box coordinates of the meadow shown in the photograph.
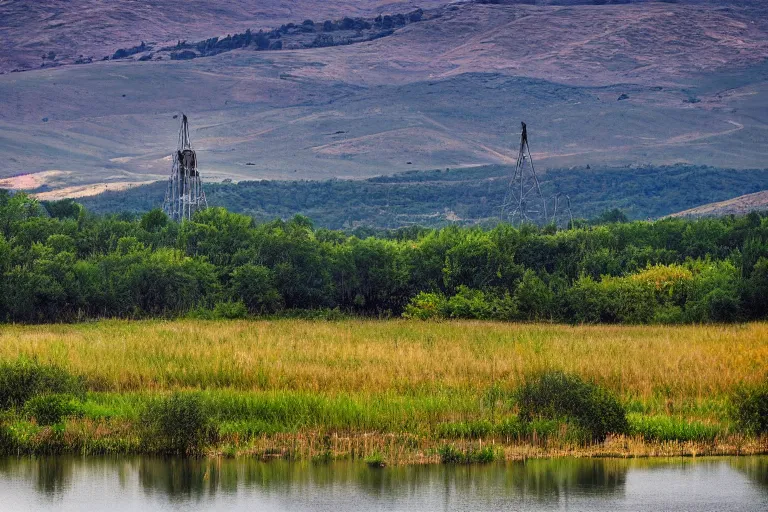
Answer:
[0,319,765,463]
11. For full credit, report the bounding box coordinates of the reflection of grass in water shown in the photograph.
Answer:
[3,456,766,503]
[730,457,768,489]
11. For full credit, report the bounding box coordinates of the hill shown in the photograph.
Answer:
[671,190,768,218]
[0,0,448,73]
[75,164,768,228]
[1,0,767,198]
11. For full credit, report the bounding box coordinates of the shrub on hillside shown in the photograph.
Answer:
[731,383,768,435]
[515,371,629,442]
[140,393,218,455]
[0,359,85,410]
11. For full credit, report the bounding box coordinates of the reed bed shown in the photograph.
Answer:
[0,319,764,400]
[0,319,765,461]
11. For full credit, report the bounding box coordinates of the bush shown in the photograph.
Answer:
[515,371,629,441]
[23,394,78,425]
[364,452,386,468]
[731,383,768,435]
[402,292,446,320]
[212,301,248,319]
[514,270,553,320]
[230,264,283,314]
[0,359,85,410]
[140,393,218,455]
[438,444,496,464]
[445,286,491,319]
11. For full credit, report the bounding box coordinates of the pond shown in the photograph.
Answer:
[0,456,766,511]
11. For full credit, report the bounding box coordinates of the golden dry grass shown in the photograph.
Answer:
[0,319,765,401]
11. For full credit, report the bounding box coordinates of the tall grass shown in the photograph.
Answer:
[0,319,765,460]
[0,320,764,403]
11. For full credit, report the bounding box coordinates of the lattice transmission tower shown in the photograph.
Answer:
[162,114,207,221]
[500,122,548,225]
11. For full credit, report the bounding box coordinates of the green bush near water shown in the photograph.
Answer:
[516,371,629,442]
[731,383,768,435]
[438,444,497,464]
[140,393,219,455]
[23,394,80,426]
[0,359,85,410]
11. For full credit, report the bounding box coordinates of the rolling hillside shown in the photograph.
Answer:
[75,164,768,228]
[1,0,767,200]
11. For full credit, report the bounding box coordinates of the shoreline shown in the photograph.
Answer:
[3,421,766,464]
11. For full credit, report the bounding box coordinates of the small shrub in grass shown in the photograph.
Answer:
[438,444,497,464]
[731,383,768,435]
[402,292,447,320]
[516,371,629,442]
[213,301,249,319]
[0,359,85,410]
[140,393,218,455]
[364,451,386,468]
[23,394,78,426]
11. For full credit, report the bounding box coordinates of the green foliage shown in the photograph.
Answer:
[515,371,629,441]
[230,264,283,313]
[140,393,218,455]
[402,292,446,320]
[212,301,248,319]
[23,394,79,426]
[628,414,721,442]
[515,270,553,320]
[139,208,168,232]
[436,420,494,439]
[0,359,85,410]
[731,383,768,435]
[438,444,497,464]
[364,451,386,467]
[78,164,768,229]
[0,189,765,324]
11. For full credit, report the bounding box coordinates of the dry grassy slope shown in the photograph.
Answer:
[670,190,768,218]
[1,1,768,198]
[0,0,450,73]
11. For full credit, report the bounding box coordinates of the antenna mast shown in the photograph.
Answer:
[162,114,207,221]
[501,122,547,225]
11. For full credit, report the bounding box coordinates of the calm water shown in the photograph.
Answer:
[0,456,766,511]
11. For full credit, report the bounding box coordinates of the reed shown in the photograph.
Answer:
[0,319,764,401]
[0,319,765,461]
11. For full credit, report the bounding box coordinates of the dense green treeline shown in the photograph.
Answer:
[77,164,768,229]
[2,190,768,323]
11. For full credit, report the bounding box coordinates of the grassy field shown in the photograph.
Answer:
[0,319,766,462]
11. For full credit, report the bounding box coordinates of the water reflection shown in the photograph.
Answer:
[731,456,768,490]
[133,457,628,501]
[0,456,765,511]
